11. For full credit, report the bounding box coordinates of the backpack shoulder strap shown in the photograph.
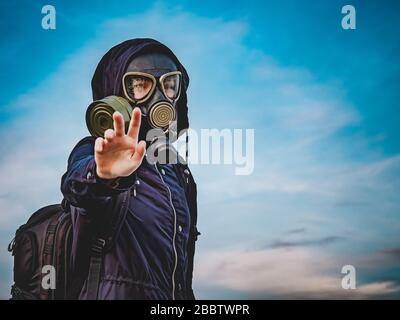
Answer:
[84,189,130,300]
[86,238,106,300]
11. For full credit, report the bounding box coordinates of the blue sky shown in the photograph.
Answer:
[0,0,399,299]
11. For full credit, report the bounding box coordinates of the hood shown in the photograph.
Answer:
[91,38,190,132]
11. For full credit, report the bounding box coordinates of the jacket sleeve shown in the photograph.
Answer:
[60,136,136,210]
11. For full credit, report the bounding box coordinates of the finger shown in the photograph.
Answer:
[127,107,141,140]
[131,140,146,163]
[94,137,105,153]
[104,129,115,142]
[113,111,125,137]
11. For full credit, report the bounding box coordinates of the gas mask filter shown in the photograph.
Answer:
[86,95,132,138]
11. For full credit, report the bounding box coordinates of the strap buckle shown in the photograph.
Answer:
[91,238,106,256]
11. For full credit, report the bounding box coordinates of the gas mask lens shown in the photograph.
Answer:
[161,72,181,100]
[122,71,182,103]
[123,73,155,103]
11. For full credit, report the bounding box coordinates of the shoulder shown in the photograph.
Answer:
[67,136,96,167]
[73,136,96,149]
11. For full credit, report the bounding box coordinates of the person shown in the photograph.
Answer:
[61,38,200,300]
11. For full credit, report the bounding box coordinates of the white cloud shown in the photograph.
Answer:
[194,247,400,299]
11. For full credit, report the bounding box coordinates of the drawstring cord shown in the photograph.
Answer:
[132,172,140,197]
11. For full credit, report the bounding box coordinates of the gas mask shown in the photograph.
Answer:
[122,70,180,128]
[86,52,181,144]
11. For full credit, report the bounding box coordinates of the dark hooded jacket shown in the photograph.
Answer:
[60,39,199,300]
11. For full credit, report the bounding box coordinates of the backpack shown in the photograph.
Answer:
[8,190,130,300]
[8,200,72,300]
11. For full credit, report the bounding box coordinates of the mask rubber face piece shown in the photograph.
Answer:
[122,52,181,133]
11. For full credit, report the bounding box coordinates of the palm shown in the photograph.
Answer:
[94,108,146,180]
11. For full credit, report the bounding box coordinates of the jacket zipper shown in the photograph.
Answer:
[154,164,178,300]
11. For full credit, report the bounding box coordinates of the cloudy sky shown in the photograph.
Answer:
[0,0,399,299]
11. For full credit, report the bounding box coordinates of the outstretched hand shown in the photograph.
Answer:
[94,107,146,180]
